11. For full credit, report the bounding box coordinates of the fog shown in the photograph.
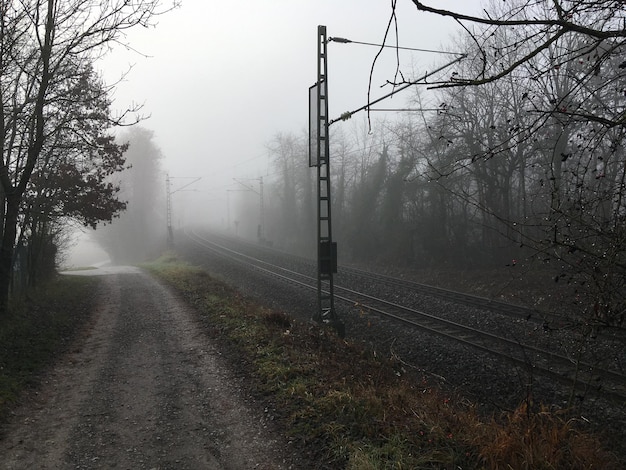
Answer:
[87,2,475,254]
[59,0,626,338]
[65,0,481,265]
[64,232,111,269]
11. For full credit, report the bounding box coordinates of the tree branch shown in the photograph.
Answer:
[410,1,626,39]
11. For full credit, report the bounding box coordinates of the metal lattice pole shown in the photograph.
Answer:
[312,25,342,335]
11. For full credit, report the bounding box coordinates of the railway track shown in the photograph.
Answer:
[182,230,626,404]
[195,231,625,342]
[190,231,583,331]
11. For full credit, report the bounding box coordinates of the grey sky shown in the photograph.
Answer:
[98,0,480,224]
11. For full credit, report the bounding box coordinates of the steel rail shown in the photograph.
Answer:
[202,231,625,344]
[183,230,626,403]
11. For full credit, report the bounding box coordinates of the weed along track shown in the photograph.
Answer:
[179,229,626,461]
[1,256,622,468]
[183,230,626,406]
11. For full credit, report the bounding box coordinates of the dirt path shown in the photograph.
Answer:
[0,268,298,469]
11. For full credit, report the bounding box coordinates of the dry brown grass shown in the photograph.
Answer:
[148,258,620,469]
[474,402,618,469]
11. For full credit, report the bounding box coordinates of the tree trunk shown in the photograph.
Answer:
[0,194,21,312]
[0,1,53,314]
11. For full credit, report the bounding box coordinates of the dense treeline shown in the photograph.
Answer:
[0,1,173,312]
[264,0,625,332]
[93,127,165,264]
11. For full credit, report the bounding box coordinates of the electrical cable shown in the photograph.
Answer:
[328,36,463,56]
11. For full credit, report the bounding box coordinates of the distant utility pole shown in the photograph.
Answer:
[165,174,201,248]
[166,173,174,248]
[233,177,265,243]
[309,25,343,336]
[226,188,249,235]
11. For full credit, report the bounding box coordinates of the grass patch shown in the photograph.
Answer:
[0,275,99,422]
[150,257,624,468]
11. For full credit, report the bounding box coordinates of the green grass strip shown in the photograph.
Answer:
[0,275,98,420]
[146,254,619,469]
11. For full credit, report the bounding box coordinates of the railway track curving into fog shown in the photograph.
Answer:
[186,230,590,332]
[182,230,626,404]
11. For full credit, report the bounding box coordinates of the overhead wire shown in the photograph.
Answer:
[328,37,464,56]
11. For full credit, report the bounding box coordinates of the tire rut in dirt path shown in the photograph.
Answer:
[0,270,297,470]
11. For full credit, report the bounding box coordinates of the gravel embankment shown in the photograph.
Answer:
[178,236,626,459]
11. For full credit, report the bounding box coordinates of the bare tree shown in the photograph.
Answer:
[400,0,626,330]
[21,64,128,287]
[0,0,177,313]
[92,126,164,264]
[265,132,315,254]
[409,0,625,128]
